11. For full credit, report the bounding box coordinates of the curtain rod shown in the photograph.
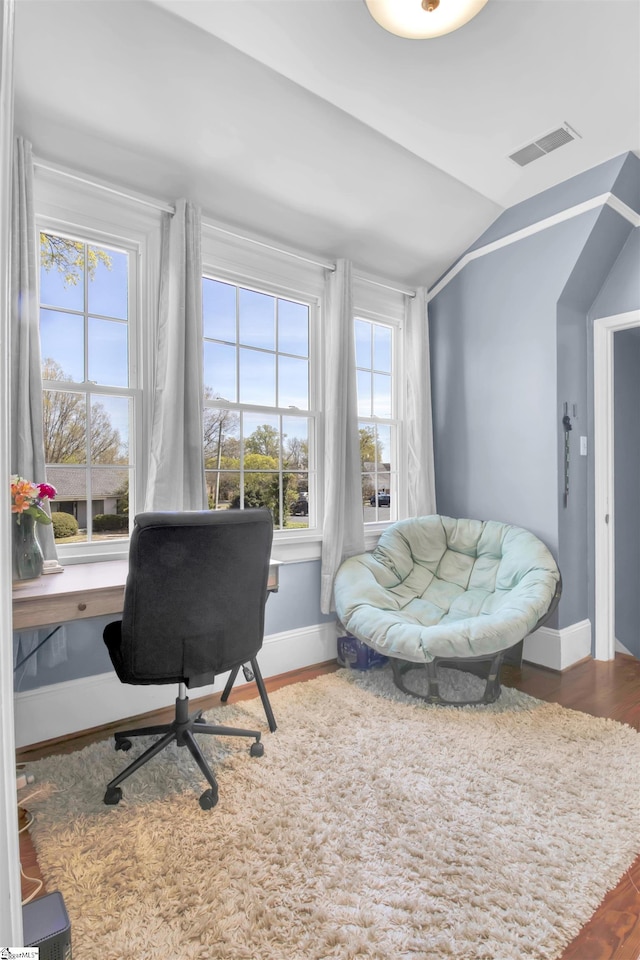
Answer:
[201,219,334,271]
[33,157,416,298]
[33,159,175,214]
[355,274,416,298]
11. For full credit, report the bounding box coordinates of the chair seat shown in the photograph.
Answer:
[334,515,560,664]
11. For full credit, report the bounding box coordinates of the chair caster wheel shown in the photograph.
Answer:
[250,741,264,757]
[195,715,207,724]
[199,786,218,810]
[104,785,122,805]
[115,738,132,752]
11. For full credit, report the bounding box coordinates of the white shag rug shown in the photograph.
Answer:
[23,667,640,960]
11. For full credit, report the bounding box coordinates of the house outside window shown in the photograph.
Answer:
[355,316,398,524]
[39,230,135,545]
[202,276,316,533]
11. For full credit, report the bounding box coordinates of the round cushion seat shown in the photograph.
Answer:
[334,515,560,665]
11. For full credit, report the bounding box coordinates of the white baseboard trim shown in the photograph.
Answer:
[615,637,634,656]
[14,621,338,748]
[523,618,592,671]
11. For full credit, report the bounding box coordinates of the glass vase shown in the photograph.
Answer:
[12,512,44,582]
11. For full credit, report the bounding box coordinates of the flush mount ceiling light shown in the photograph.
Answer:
[364,0,489,39]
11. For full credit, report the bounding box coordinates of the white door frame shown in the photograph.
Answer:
[0,0,22,945]
[593,308,640,660]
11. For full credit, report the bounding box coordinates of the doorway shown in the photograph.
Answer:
[594,309,640,660]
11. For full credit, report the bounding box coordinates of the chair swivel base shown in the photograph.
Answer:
[104,690,264,810]
[390,651,506,707]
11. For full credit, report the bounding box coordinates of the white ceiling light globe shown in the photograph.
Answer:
[364,0,490,39]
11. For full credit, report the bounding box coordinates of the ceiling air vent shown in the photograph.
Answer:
[509,123,581,167]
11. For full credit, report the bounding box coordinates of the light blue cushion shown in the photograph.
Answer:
[334,515,560,663]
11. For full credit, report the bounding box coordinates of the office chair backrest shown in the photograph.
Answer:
[119,509,273,688]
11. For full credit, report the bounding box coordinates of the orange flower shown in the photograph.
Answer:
[10,475,54,525]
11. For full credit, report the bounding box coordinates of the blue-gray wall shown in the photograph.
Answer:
[429,152,640,638]
[614,328,640,657]
[556,206,635,626]
[591,227,640,319]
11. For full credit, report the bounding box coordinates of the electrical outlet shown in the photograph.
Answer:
[580,436,587,456]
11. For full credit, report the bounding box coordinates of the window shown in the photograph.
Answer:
[355,317,397,523]
[39,230,136,545]
[202,276,316,533]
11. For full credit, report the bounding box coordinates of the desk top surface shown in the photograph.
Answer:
[12,559,129,602]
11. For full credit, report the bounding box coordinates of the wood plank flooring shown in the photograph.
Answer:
[16,654,640,959]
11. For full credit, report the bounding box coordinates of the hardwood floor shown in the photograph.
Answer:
[16,654,640,959]
[506,654,640,960]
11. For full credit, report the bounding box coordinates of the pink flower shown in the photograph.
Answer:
[38,482,57,501]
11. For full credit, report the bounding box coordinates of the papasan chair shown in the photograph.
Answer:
[334,515,561,706]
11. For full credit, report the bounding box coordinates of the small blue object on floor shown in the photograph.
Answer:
[337,633,389,671]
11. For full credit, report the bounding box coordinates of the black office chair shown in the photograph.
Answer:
[102,508,275,810]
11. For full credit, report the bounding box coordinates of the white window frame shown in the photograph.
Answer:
[34,168,162,563]
[352,278,406,551]
[201,221,327,563]
[202,267,321,551]
[355,311,400,529]
[39,223,139,555]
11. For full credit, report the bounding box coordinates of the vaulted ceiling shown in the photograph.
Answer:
[13,0,640,287]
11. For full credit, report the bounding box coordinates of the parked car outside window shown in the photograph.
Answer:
[370,492,390,507]
[291,496,309,516]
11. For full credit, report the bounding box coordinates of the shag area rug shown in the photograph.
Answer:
[23,667,640,960]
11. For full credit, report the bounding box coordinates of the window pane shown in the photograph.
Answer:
[203,278,236,342]
[39,234,84,312]
[239,288,275,350]
[243,413,280,464]
[373,372,392,418]
[202,277,316,534]
[204,341,236,401]
[47,466,87,542]
[288,472,309,529]
[357,370,372,418]
[282,417,309,470]
[88,318,128,387]
[355,319,372,369]
[90,467,129,540]
[90,395,130,464]
[206,469,240,509]
[40,309,84,382]
[359,424,379,472]
[243,473,281,525]
[87,246,128,320]
[278,299,308,357]
[239,348,275,406]
[278,356,308,410]
[376,423,392,464]
[374,325,392,373]
[43,390,87,464]
[362,467,377,522]
[204,408,240,466]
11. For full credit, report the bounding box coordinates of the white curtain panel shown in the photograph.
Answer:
[10,137,58,563]
[405,287,437,517]
[11,137,66,674]
[145,199,207,511]
[320,260,365,614]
